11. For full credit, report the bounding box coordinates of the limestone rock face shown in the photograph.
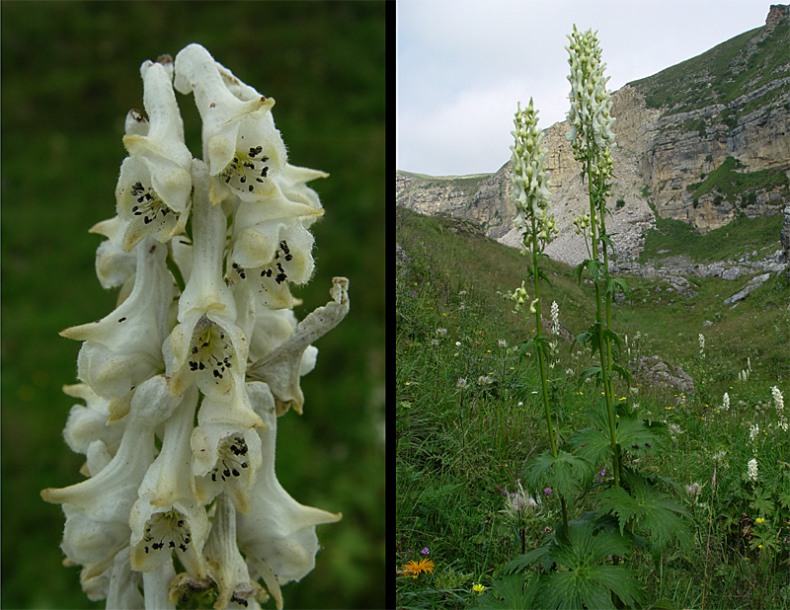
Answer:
[396,6,790,265]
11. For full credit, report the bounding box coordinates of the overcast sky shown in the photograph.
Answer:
[396,0,769,176]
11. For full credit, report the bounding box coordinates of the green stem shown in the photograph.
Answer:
[586,158,621,488]
[530,216,569,529]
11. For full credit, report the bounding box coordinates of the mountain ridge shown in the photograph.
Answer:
[396,5,790,267]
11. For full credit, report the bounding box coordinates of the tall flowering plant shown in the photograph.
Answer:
[41,44,349,610]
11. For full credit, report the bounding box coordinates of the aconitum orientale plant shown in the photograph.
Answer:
[41,44,349,610]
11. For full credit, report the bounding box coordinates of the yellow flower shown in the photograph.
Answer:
[401,558,435,578]
[472,583,487,593]
[755,517,766,525]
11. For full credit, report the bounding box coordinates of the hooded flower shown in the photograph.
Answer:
[115,58,193,250]
[45,43,349,608]
[129,385,209,578]
[41,376,179,601]
[164,160,248,399]
[174,43,286,204]
[237,382,341,610]
[566,25,615,166]
[61,238,174,408]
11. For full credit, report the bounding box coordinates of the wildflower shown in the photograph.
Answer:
[698,333,705,357]
[115,59,193,251]
[43,44,347,610]
[566,25,615,162]
[550,300,560,336]
[510,99,552,231]
[498,338,508,348]
[719,392,730,412]
[511,281,529,313]
[755,517,766,525]
[436,328,448,336]
[685,482,701,498]
[457,378,468,389]
[477,375,494,386]
[401,558,435,578]
[455,341,462,348]
[772,386,787,431]
[501,480,538,522]
[747,458,759,482]
[420,547,430,555]
[543,487,553,497]
[749,423,760,443]
[472,583,487,593]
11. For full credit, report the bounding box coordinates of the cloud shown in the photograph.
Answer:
[397,0,767,176]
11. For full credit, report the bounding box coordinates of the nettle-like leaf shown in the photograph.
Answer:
[597,474,691,553]
[537,522,642,609]
[571,406,665,468]
[526,449,594,500]
[471,573,540,609]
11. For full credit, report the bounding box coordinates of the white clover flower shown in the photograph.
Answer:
[747,458,759,482]
[43,44,348,609]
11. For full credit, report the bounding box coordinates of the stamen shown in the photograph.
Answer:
[187,317,234,383]
[209,435,250,483]
[218,149,271,195]
[143,509,192,555]
[129,181,172,225]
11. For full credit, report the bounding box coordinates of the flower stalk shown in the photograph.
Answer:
[42,44,348,610]
[510,99,567,528]
[566,25,622,488]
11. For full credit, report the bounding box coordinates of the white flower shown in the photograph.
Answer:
[237,382,341,609]
[60,239,174,406]
[174,43,286,205]
[45,43,348,609]
[719,392,730,412]
[115,59,193,251]
[747,458,759,482]
[500,480,538,522]
[749,423,760,443]
[550,300,560,336]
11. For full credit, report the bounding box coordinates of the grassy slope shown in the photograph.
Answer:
[628,21,790,115]
[1,3,385,609]
[396,207,790,608]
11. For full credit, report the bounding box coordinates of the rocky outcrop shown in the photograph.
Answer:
[396,6,790,265]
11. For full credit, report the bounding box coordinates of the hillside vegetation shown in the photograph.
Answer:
[396,207,790,609]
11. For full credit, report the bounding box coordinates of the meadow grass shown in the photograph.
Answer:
[396,207,790,609]
[1,3,385,609]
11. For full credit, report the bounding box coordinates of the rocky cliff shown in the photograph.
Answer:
[396,5,790,266]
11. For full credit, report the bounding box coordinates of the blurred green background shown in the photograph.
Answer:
[1,1,385,608]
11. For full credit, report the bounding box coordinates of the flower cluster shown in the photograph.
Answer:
[772,386,787,431]
[499,480,539,525]
[510,99,556,251]
[565,25,615,168]
[42,44,349,610]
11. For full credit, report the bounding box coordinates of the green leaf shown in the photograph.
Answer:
[607,277,633,299]
[471,573,540,609]
[501,545,552,574]
[612,362,634,385]
[570,425,613,473]
[578,365,603,386]
[537,522,642,609]
[597,475,691,553]
[526,449,593,500]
